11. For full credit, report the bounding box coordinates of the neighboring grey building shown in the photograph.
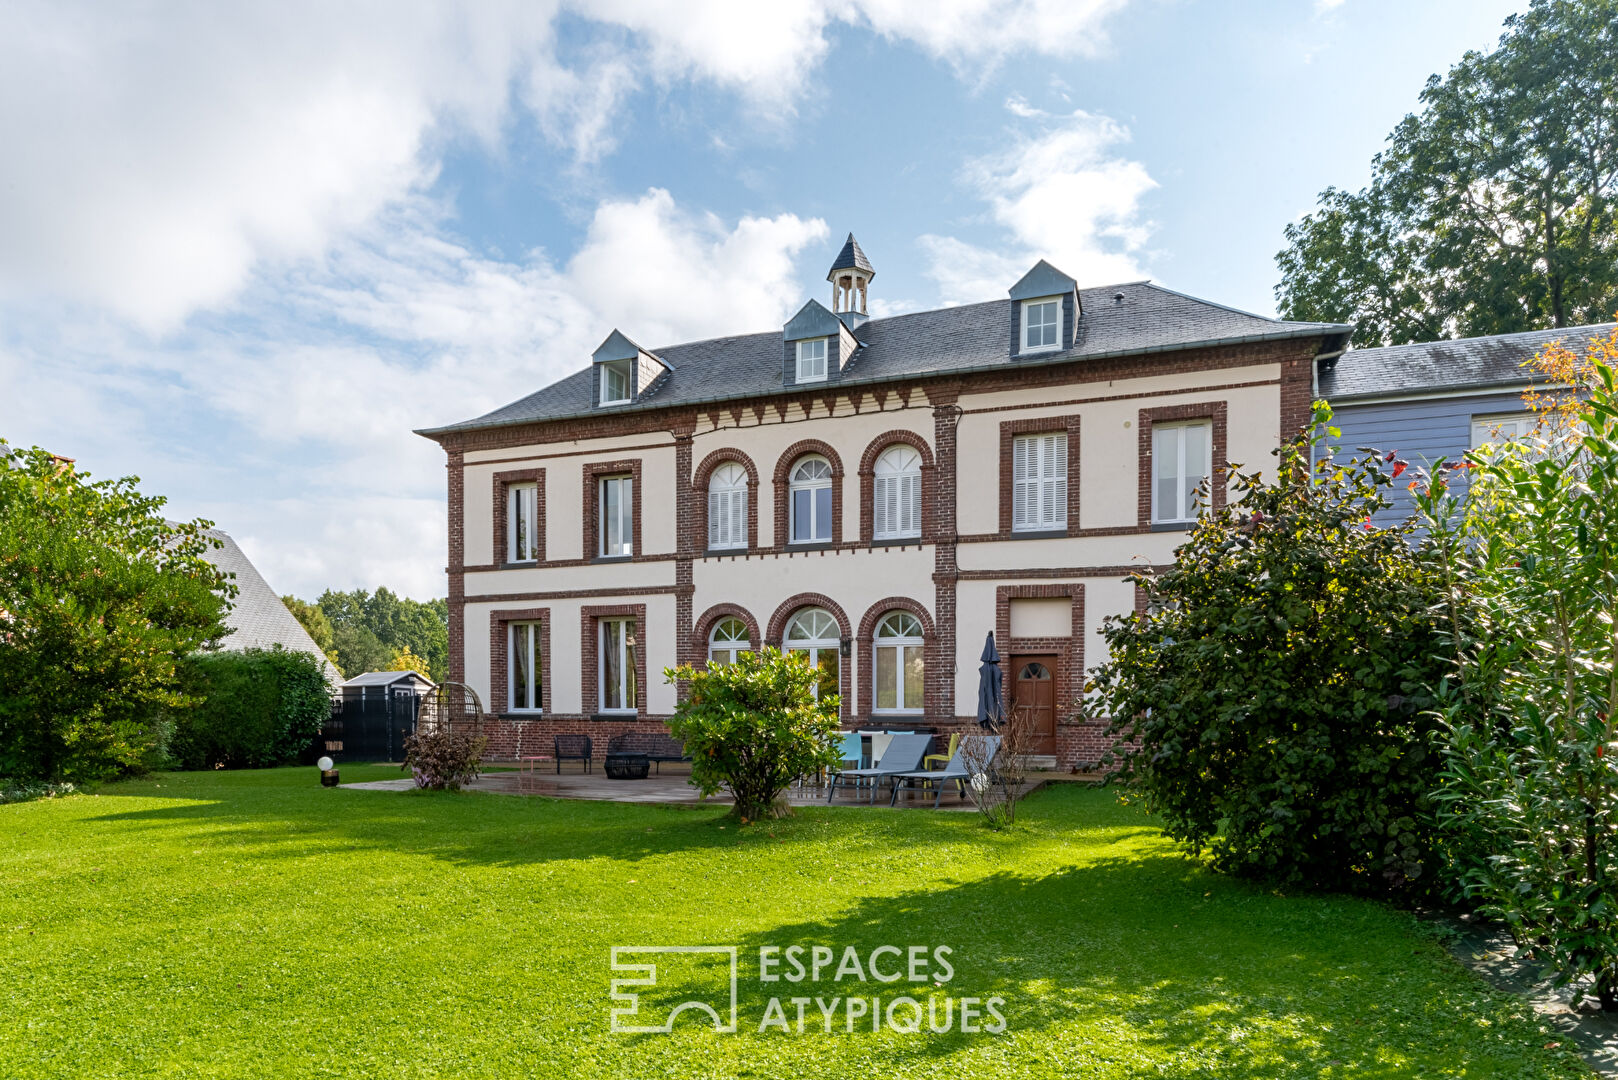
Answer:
[199,527,343,685]
[1318,323,1615,525]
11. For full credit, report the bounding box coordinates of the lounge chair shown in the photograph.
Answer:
[923,732,959,772]
[826,733,931,804]
[554,734,593,774]
[889,735,1001,808]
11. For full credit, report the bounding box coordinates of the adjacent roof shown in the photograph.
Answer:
[418,281,1350,437]
[343,670,435,689]
[198,528,343,685]
[828,233,873,277]
[1320,323,1617,402]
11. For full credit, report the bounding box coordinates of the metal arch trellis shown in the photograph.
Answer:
[416,682,485,740]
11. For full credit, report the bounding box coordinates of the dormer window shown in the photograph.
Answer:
[600,360,631,406]
[796,338,828,383]
[1021,298,1061,354]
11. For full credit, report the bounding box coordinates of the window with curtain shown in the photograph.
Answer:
[508,620,541,712]
[873,445,921,541]
[873,611,924,713]
[707,462,748,550]
[1152,421,1211,524]
[1012,432,1067,532]
[599,617,637,712]
[789,456,833,543]
[599,475,633,557]
[785,607,840,702]
[708,617,751,665]
[507,482,538,563]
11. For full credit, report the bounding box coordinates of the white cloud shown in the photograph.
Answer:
[854,0,1130,68]
[922,106,1157,303]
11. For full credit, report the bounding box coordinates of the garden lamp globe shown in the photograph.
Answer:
[318,756,339,787]
[317,756,334,772]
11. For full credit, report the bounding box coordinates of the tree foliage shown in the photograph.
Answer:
[1277,0,1618,346]
[170,647,331,770]
[291,588,448,681]
[1421,328,1618,1008]
[663,648,842,820]
[1085,407,1450,893]
[0,445,231,781]
[281,594,339,669]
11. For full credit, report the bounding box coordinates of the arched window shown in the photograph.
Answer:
[785,607,840,701]
[707,463,748,550]
[708,617,751,665]
[873,611,924,713]
[873,445,921,541]
[789,456,833,544]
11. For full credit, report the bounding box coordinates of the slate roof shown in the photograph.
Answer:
[1320,323,1617,402]
[199,529,343,685]
[418,281,1350,437]
[828,232,874,276]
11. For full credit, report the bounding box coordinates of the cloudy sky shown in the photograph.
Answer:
[1,0,1522,600]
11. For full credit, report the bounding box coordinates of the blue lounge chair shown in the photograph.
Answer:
[889,735,1001,808]
[826,733,931,804]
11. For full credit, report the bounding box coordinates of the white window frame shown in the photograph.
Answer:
[784,607,840,701]
[789,455,833,544]
[796,338,828,383]
[1152,421,1212,525]
[873,445,922,541]
[508,620,542,713]
[872,611,925,714]
[600,360,632,406]
[599,475,633,558]
[599,617,637,714]
[707,462,748,551]
[1011,432,1068,533]
[507,482,539,563]
[1020,298,1062,354]
[1471,412,1538,451]
[708,617,751,666]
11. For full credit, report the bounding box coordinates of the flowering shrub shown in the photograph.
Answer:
[400,728,487,791]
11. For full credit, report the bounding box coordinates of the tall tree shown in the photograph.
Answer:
[1277,0,1618,347]
[280,594,339,669]
[317,588,447,682]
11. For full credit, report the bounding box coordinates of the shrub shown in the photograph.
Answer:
[0,445,230,782]
[170,648,332,769]
[1084,404,1450,893]
[400,729,486,791]
[663,648,842,820]
[1420,327,1618,1008]
[0,778,78,805]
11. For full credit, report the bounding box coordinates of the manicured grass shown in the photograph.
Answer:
[0,768,1587,1078]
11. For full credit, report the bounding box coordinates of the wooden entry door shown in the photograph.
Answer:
[1010,655,1058,755]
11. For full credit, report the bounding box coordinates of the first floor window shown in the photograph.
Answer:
[509,620,541,712]
[873,611,924,713]
[785,607,840,702]
[600,474,633,557]
[873,445,922,540]
[600,618,637,712]
[707,462,748,550]
[796,337,827,382]
[1012,432,1067,532]
[1022,298,1060,352]
[1152,421,1211,524]
[708,617,751,665]
[508,482,539,562]
[789,456,833,543]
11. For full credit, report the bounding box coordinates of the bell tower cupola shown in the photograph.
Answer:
[827,232,874,316]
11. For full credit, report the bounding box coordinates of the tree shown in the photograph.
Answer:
[1277,0,1618,346]
[281,594,339,669]
[317,587,447,681]
[1084,406,1450,893]
[662,648,842,820]
[330,621,390,679]
[386,645,429,674]
[170,648,331,770]
[0,445,231,781]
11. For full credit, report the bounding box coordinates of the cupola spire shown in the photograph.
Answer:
[827,232,874,316]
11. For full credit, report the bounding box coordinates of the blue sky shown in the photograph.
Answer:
[0,0,1523,599]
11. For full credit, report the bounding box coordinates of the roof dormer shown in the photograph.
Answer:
[782,299,861,388]
[591,329,668,409]
[1009,260,1081,358]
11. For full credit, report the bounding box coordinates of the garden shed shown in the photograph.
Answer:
[321,670,437,763]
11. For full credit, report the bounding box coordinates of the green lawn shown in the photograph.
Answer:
[0,767,1586,1079]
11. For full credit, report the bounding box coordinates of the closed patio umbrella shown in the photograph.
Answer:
[976,631,1005,729]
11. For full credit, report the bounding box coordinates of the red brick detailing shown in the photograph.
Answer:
[771,439,844,548]
[856,429,935,545]
[692,446,760,553]
[1279,355,1315,446]
[491,468,545,566]
[447,449,466,685]
[997,414,1082,536]
[582,458,643,559]
[488,607,550,716]
[931,390,962,719]
[854,597,937,721]
[995,584,1086,758]
[580,603,648,720]
[692,602,763,662]
[764,592,853,720]
[1138,401,1229,527]
[673,430,696,702]
[479,716,679,762]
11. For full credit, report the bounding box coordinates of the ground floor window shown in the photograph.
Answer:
[708,617,751,665]
[508,620,541,712]
[600,617,637,712]
[873,611,924,713]
[785,607,841,702]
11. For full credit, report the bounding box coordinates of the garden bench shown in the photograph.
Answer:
[605,732,688,773]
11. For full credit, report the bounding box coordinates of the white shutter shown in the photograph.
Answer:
[901,472,920,535]
[708,490,721,547]
[1013,433,1067,531]
[730,489,746,546]
[874,474,891,539]
[1051,434,1068,528]
[1013,437,1031,529]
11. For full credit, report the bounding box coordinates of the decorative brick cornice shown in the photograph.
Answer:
[491,468,545,567]
[771,439,844,548]
[856,429,935,545]
[489,607,550,716]
[996,414,1082,537]
[692,447,760,553]
[582,458,643,560]
[580,603,648,721]
[1137,401,1229,527]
